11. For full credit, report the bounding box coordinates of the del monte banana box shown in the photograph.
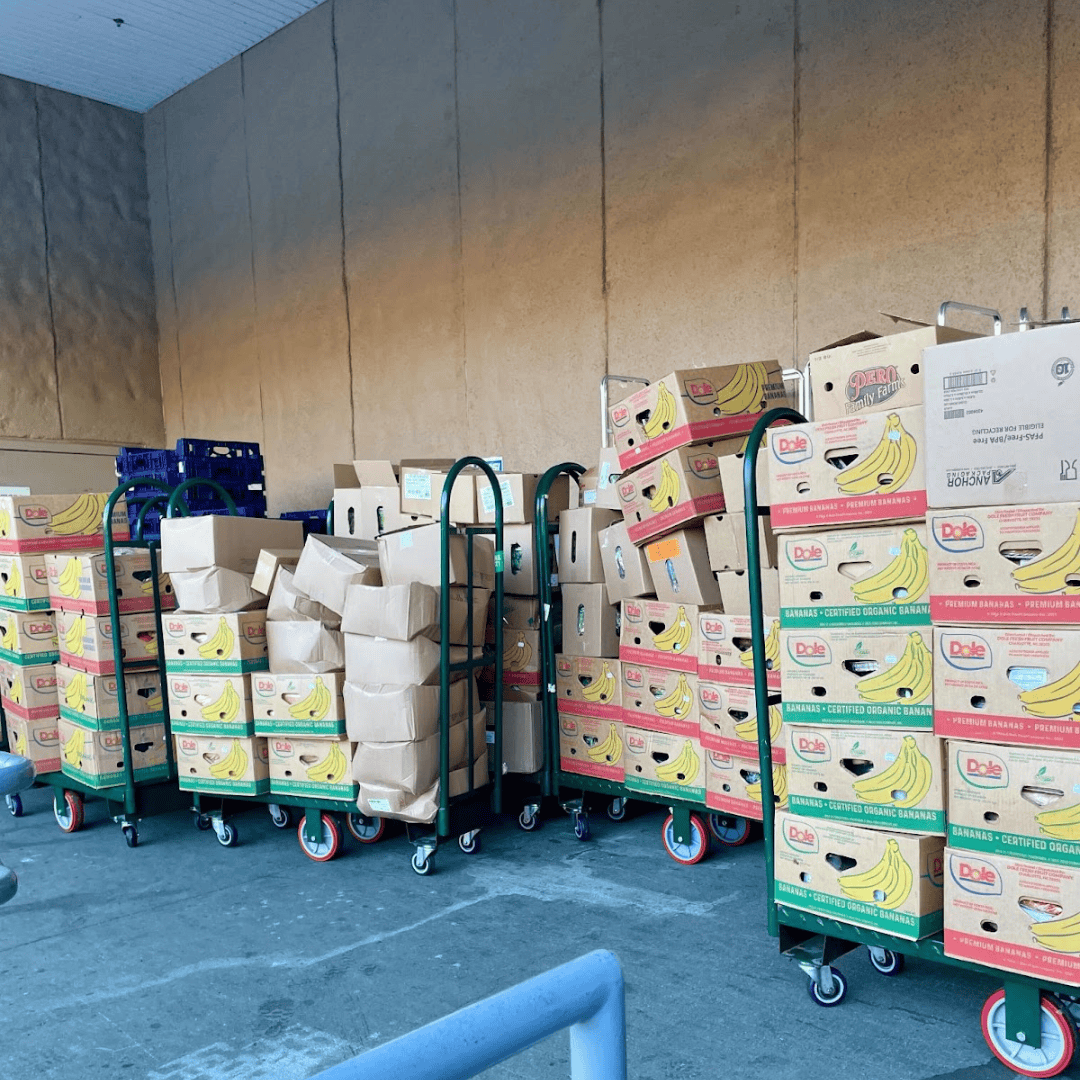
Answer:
[768,407,926,532]
[253,671,346,736]
[6,714,60,775]
[779,625,934,728]
[623,727,706,802]
[778,524,930,627]
[620,662,698,737]
[928,503,1080,625]
[56,663,162,731]
[45,550,174,616]
[620,598,705,674]
[0,609,58,666]
[0,554,50,611]
[268,735,356,801]
[554,655,622,720]
[698,611,781,690]
[162,611,268,674]
[1,660,58,720]
[558,713,624,781]
[776,812,945,940]
[0,493,129,553]
[786,726,946,834]
[55,608,157,676]
[174,733,269,796]
[698,681,785,762]
[167,672,255,737]
[706,752,787,820]
[59,717,168,789]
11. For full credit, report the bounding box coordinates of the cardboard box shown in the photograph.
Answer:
[778,523,930,628]
[250,548,302,596]
[786,726,946,833]
[343,678,469,743]
[60,717,168,789]
[251,671,346,737]
[167,672,255,736]
[174,732,270,796]
[554,654,622,719]
[58,609,160,677]
[557,508,620,584]
[292,535,380,616]
[476,473,572,525]
[768,407,927,531]
[267,567,339,625]
[644,527,721,606]
[266,621,344,675]
[699,681,785,762]
[379,523,495,591]
[344,633,479,687]
[928,503,1080,625]
[624,727,706,802]
[608,363,787,470]
[558,712,624,782]
[356,751,487,824]
[698,612,782,690]
[561,583,619,658]
[268,734,357,801]
[780,626,934,728]
[598,520,651,603]
[160,515,302,575]
[502,524,541,596]
[56,664,162,730]
[0,554,51,611]
[578,447,623,510]
[706,752,787,821]
[45,550,175,616]
[932,626,1080,749]
[1,660,58,720]
[776,812,945,940]
[162,610,268,674]
[0,493,129,553]
[353,460,398,487]
[943,846,1080,985]
[437,587,491,646]
[498,629,541,686]
[5,713,60,775]
[399,463,477,523]
[620,662,699,737]
[619,598,705,673]
[488,701,543,774]
[715,432,769,515]
[715,568,779,617]
[170,567,263,614]
[360,487,425,540]
[341,581,436,641]
[0,609,58,667]
[492,595,542,633]
[703,511,777,572]
[333,463,359,487]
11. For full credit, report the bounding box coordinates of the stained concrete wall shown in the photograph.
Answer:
[146,0,1080,512]
[0,75,162,446]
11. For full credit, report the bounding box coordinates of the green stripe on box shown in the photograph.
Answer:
[780,603,930,628]
[0,597,50,612]
[948,823,1080,867]
[60,705,165,731]
[169,719,257,738]
[775,880,942,938]
[255,719,347,737]
[165,657,269,675]
[269,778,358,801]
[789,794,945,832]
[0,648,59,667]
[61,761,170,790]
[624,775,706,803]
[178,776,270,797]
[782,701,933,727]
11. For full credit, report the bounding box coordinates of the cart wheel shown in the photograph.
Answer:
[607,798,626,822]
[6,793,22,818]
[122,824,139,848]
[346,813,385,844]
[708,813,750,846]
[458,831,480,855]
[518,807,539,831]
[807,968,847,1007]
[868,947,905,977]
[981,989,1077,1077]
[216,822,239,848]
[297,813,341,862]
[661,813,709,865]
[411,851,433,876]
[573,813,590,841]
[195,813,212,831]
[269,804,291,830]
[54,791,83,834]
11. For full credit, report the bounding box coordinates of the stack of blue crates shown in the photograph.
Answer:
[279,509,328,537]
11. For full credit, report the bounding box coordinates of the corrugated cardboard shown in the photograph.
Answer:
[578,447,623,510]
[360,486,424,540]
[0,553,50,611]
[489,701,543,774]
[267,567,340,625]
[162,610,268,674]
[561,583,619,658]
[160,516,302,575]
[378,524,495,591]
[476,473,572,525]
[620,662,698,737]
[174,733,270,796]
[6,713,59,775]
[715,568,780,617]
[619,598,706,673]
[624,727,706,802]
[598,520,651,603]
[698,611,782,690]
[768,407,927,531]
[554,654,622,719]
[440,587,491,646]
[45,550,174,616]
[699,681,785,762]
[2,660,59,721]
[252,671,347,736]
[0,609,57,667]
[167,672,255,736]
[250,548,302,596]
[706,751,786,822]
[343,678,469,743]
[491,595,542,633]
[292,535,380,616]
[56,664,161,730]
[61,718,168,789]
[356,751,487,823]
[343,633,479,686]
[171,567,265,614]
[55,609,154,676]
[269,735,357,801]
[267,621,344,674]
[503,524,540,596]
[497,629,541,686]
[703,511,777,572]
[333,463,359,487]
[399,463,477,523]
[715,432,769,515]
[557,508,620,584]
[353,460,399,486]
[644,527,722,606]
[558,712,624,782]
[0,493,129,554]
[341,581,438,641]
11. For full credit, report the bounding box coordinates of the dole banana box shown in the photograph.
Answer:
[933,626,1080,749]
[55,663,162,731]
[786,725,946,834]
[1,660,58,720]
[620,598,705,674]
[699,681,785,762]
[0,493,129,553]
[780,626,934,728]
[698,612,782,690]
[706,751,787,821]
[252,671,346,736]
[778,523,930,628]
[928,503,1080,625]
[768,406,927,531]
[497,629,541,686]
[59,717,169,790]
[703,510,778,572]
[554,654,622,720]
[644,527,721,607]
[167,673,255,737]
[715,431,769,515]
[620,662,698,737]
[715,567,780,617]
[943,847,1080,985]
[608,362,787,470]
[776,812,945,940]
[174,733,270,796]
[947,740,1080,867]
[45,550,174,616]
[0,609,57,666]
[558,712,625,782]
[0,554,50,611]
[162,611,268,675]
[623,727,706,802]
[268,735,357,801]
[55,609,157,676]
[5,714,60,775]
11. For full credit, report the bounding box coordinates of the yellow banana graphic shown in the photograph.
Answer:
[208,739,249,779]
[838,838,913,910]
[734,704,783,744]
[746,764,788,806]
[1036,801,1080,841]
[9,674,23,705]
[585,722,622,764]
[503,631,534,672]
[710,362,768,416]
[1012,510,1080,595]
[0,508,10,536]
[48,493,108,537]
[653,673,693,719]
[1030,909,1080,953]
[146,690,163,711]
[835,413,917,496]
[651,606,693,654]
[1019,659,1080,719]
[654,739,700,785]
[649,460,682,513]
[850,528,929,605]
[12,727,26,756]
[64,671,87,711]
[288,677,332,721]
[63,725,84,767]
[64,614,86,657]
[740,619,780,671]
[1,618,16,652]
[198,617,236,660]
[3,560,21,597]
[642,381,677,440]
[201,681,241,722]
[851,735,932,807]
[855,631,932,705]
[57,556,82,599]
[580,662,617,703]
[305,742,348,784]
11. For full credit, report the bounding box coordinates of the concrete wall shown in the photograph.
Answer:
[0,75,162,447]
[146,0,1080,512]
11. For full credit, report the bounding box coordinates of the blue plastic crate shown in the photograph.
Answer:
[117,447,178,475]
[175,438,261,463]
[178,456,265,485]
[280,509,328,537]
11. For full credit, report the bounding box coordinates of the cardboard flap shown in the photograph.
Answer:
[811,330,880,355]
[170,567,266,614]
[266,620,345,674]
[352,460,399,486]
[267,567,340,626]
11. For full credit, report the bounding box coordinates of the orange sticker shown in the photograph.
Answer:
[647,537,681,562]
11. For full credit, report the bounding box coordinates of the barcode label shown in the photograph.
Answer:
[944,408,965,420]
[944,371,988,390]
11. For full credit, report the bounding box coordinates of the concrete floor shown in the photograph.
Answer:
[1,788,1074,1080]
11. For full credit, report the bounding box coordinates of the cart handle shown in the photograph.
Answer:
[165,478,238,518]
[937,300,1002,335]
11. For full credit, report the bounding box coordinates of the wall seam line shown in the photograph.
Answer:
[1042,0,1055,322]
[33,86,63,439]
[598,0,609,378]
[161,106,186,435]
[791,0,801,371]
[452,0,470,433]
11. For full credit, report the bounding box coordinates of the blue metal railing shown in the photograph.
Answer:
[307,950,627,1080]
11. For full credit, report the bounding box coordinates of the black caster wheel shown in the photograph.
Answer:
[122,824,139,849]
[573,814,590,841]
[807,969,847,1007]
[216,822,239,848]
[195,813,212,831]
[411,851,433,876]
[868,948,905,976]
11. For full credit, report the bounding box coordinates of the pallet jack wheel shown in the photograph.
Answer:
[346,813,385,843]
[297,813,341,862]
[661,813,708,865]
[981,989,1077,1077]
[54,790,84,834]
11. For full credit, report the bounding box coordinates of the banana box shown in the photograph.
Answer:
[623,727,706,802]
[0,609,58,667]
[0,493,129,553]
[55,609,158,676]
[496,629,541,686]
[786,726,946,834]
[268,735,357,801]
[45,550,175,616]
[162,610,268,674]
[554,655,622,720]
[776,812,945,940]
[167,673,255,737]
[767,407,926,532]
[560,583,619,658]
[779,626,934,728]
[643,527,721,607]
[715,568,780,618]
[703,510,778,572]
[1,660,58,720]
[252,672,346,736]
[492,595,542,633]
[933,626,1080,749]
[943,847,1080,985]
[174,733,270,796]
[706,752,787,821]
[59,717,168,789]
[5,714,60,775]
[620,598,704,674]
[56,663,162,731]
[0,554,50,611]
[617,443,728,545]
[778,524,930,628]
[928,503,1080,626]
[608,363,787,471]
[698,681,785,762]
[699,612,782,690]
[620,663,698,737]
[558,713,625,782]
[598,520,652,604]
